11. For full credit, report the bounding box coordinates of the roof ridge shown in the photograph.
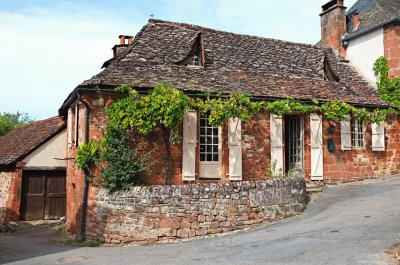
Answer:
[148,19,321,49]
[15,116,62,130]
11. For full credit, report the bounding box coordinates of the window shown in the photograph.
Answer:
[188,54,200,66]
[350,119,364,148]
[199,116,219,162]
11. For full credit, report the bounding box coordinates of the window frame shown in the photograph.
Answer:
[350,118,365,149]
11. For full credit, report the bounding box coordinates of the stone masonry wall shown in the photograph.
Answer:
[86,175,306,244]
[0,171,12,228]
[384,24,400,77]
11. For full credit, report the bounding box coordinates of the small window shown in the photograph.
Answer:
[350,119,364,148]
[188,54,200,66]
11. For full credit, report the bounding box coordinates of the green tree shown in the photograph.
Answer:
[0,112,34,136]
[108,84,192,184]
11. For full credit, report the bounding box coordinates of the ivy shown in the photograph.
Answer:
[76,82,397,190]
[373,56,400,107]
[76,141,100,171]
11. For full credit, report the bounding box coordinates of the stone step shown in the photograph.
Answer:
[306,187,324,193]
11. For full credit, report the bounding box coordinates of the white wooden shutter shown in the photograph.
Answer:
[341,115,352,150]
[372,122,385,151]
[75,103,79,146]
[270,114,284,176]
[67,108,72,148]
[182,110,197,181]
[228,117,242,180]
[310,113,323,180]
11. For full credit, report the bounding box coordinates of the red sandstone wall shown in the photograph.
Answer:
[384,24,400,77]
[65,93,400,235]
[0,169,22,227]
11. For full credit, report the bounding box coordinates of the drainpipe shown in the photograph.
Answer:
[77,93,90,242]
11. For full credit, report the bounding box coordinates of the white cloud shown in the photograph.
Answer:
[0,3,142,119]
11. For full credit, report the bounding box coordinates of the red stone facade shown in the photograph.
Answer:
[0,168,22,227]
[384,24,400,77]
[65,93,400,236]
[320,0,347,57]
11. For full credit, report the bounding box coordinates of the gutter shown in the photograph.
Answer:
[77,93,90,242]
[343,18,400,42]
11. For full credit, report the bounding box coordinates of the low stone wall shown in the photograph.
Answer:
[86,175,306,244]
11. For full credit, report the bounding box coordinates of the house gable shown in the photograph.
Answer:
[21,129,67,169]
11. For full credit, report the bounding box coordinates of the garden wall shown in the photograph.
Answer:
[85,174,306,244]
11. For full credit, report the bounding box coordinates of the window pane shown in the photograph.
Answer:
[213,137,218,144]
[207,128,212,135]
[200,154,205,161]
[207,154,212,161]
[200,137,205,144]
[200,145,205,152]
[200,119,205,126]
[207,145,213,152]
[212,128,218,135]
[213,154,219,161]
[207,136,212,144]
[200,128,205,135]
[213,145,218,152]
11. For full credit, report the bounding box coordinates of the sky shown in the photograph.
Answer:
[0,0,357,120]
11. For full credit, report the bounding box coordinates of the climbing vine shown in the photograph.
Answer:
[373,56,400,107]
[76,82,397,190]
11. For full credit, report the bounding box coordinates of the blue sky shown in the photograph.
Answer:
[0,0,357,120]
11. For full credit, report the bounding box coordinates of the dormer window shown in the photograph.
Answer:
[184,35,203,67]
[189,54,200,66]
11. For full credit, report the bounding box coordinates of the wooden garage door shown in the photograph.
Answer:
[20,170,66,221]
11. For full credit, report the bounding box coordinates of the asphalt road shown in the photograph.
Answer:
[1,175,400,265]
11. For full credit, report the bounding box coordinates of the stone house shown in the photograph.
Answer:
[320,0,400,84]
[0,117,66,228]
[59,17,400,236]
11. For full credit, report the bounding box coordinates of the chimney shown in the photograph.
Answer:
[112,35,133,58]
[320,0,347,57]
[353,13,360,30]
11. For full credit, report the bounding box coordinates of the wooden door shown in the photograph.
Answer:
[21,171,46,220]
[20,170,66,220]
[199,115,222,179]
[45,172,66,219]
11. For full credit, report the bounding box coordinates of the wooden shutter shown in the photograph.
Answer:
[340,115,351,150]
[310,114,323,180]
[228,117,242,180]
[270,114,284,176]
[75,104,79,147]
[67,108,72,148]
[372,122,385,151]
[182,110,197,181]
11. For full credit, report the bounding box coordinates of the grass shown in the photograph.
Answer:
[55,223,67,232]
[62,239,100,247]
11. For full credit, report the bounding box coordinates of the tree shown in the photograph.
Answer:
[108,84,192,184]
[0,112,34,136]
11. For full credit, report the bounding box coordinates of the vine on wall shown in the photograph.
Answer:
[76,83,396,190]
[373,56,400,107]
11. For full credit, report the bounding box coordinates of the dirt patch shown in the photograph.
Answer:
[385,243,400,265]
[1,220,68,242]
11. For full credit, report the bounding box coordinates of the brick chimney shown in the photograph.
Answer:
[112,35,133,57]
[320,0,347,57]
[384,24,400,77]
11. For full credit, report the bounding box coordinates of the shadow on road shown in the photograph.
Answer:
[0,221,76,264]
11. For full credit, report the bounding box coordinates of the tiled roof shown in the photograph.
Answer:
[346,0,400,38]
[0,116,65,165]
[77,19,384,107]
